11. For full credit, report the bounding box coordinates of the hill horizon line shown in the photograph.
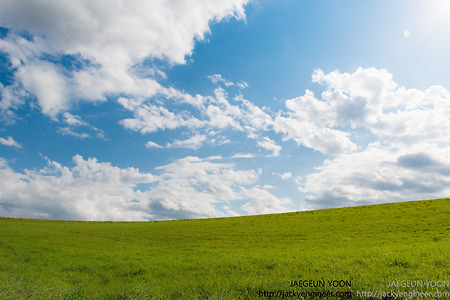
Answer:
[1,197,445,222]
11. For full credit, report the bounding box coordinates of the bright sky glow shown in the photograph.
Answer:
[1,0,450,220]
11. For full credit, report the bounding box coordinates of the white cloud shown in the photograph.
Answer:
[272,171,292,180]
[232,153,254,158]
[63,112,87,127]
[0,82,30,122]
[274,94,357,155]
[203,88,245,130]
[257,137,281,157]
[237,81,248,89]
[116,67,450,160]
[0,154,292,220]
[291,67,450,209]
[241,187,293,215]
[152,156,255,218]
[208,74,234,87]
[281,172,292,180]
[0,136,22,148]
[299,143,450,210]
[207,134,231,146]
[152,156,293,218]
[58,112,105,139]
[0,34,49,68]
[237,95,274,131]
[0,0,248,66]
[16,60,70,119]
[145,141,164,149]
[4,9,449,219]
[0,155,157,221]
[0,0,249,118]
[309,67,450,146]
[272,66,450,157]
[57,127,90,139]
[167,134,207,150]
[72,66,167,102]
[117,86,276,154]
[119,103,204,134]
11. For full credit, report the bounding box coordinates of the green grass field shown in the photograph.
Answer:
[0,199,449,299]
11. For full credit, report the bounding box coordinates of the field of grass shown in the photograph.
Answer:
[0,199,449,299]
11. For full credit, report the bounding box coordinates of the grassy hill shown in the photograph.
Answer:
[0,199,449,299]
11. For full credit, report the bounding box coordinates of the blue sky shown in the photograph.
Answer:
[1,0,450,220]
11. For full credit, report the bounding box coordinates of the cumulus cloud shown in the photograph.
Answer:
[311,67,450,146]
[292,67,450,209]
[2,1,278,156]
[0,136,22,148]
[0,28,170,120]
[0,0,249,118]
[153,156,293,217]
[281,172,292,180]
[116,65,450,172]
[151,156,256,218]
[0,154,292,220]
[0,0,248,66]
[3,4,449,220]
[241,187,293,215]
[300,143,450,210]
[271,67,450,156]
[119,102,205,134]
[117,87,276,154]
[274,90,357,155]
[0,155,157,220]
[16,60,70,118]
[204,88,245,130]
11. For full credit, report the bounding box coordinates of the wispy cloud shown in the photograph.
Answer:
[145,141,164,149]
[0,136,22,148]
[63,112,88,127]
[208,74,234,87]
[58,112,105,139]
[167,134,207,150]
[232,153,254,159]
[57,127,90,139]
[257,137,281,157]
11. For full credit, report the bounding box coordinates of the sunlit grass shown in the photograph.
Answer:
[0,199,449,299]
